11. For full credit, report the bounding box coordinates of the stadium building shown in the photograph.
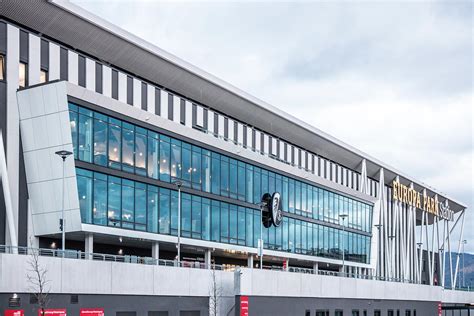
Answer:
[0,1,472,315]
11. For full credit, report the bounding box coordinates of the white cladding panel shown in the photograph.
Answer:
[246,127,253,149]
[118,72,127,103]
[237,123,244,145]
[185,101,193,127]
[160,90,168,118]
[218,115,225,137]
[228,119,234,141]
[68,51,78,85]
[85,58,95,91]
[208,109,214,134]
[147,84,155,114]
[28,34,41,86]
[263,134,269,155]
[173,96,180,123]
[102,65,112,98]
[133,78,141,109]
[6,24,20,244]
[196,105,204,127]
[49,42,60,81]
[255,130,261,152]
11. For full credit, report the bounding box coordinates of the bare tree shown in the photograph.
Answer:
[27,246,50,316]
[209,268,222,316]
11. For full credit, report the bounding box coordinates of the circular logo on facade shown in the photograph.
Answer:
[271,192,282,227]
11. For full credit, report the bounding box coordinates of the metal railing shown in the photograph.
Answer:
[2,244,472,291]
[0,245,226,271]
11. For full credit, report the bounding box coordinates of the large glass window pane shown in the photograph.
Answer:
[246,165,253,203]
[220,157,229,197]
[108,119,122,169]
[92,172,107,226]
[295,181,301,215]
[192,195,202,239]
[77,170,93,224]
[182,143,192,187]
[121,180,134,229]
[93,115,108,166]
[147,132,159,179]
[159,136,171,182]
[202,150,211,193]
[253,211,260,248]
[170,190,178,236]
[160,188,171,235]
[288,218,295,253]
[147,186,158,233]
[182,193,192,237]
[253,167,261,203]
[170,139,181,180]
[192,146,202,190]
[135,182,147,230]
[282,177,289,212]
[229,159,238,199]
[135,128,147,176]
[229,204,238,244]
[246,208,254,247]
[288,179,295,213]
[202,198,211,241]
[78,112,93,162]
[122,123,135,173]
[211,201,220,242]
[220,202,229,243]
[261,170,268,196]
[108,176,121,227]
[238,207,246,245]
[69,110,78,159]
[282,218,289,251]
[211,153,220,195]
[237,162,246,201]
[295,221,301,253]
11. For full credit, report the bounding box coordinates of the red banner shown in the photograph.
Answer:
[38,309,67,316]
[240,296,249,316]
[80,309,104,316]
[5,310,24,316]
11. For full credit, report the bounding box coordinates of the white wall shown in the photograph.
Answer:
[16,82,82,236]
[0,253,234,298]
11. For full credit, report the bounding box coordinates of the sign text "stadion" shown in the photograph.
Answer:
[392,180,454,221]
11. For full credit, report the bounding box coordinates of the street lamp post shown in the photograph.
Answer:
[462,240,467,288]
[257,202,264,270]
[173,180,182,263]
[338,214,348,276]
[55,150,73,257]
[417,242,423,284]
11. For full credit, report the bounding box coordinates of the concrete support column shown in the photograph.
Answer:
[152,242,160,260]
[84,233,93,260]
[313,262,319,274]
[205,249,212,269]
[248,254,254,268]
[284,258,289,271]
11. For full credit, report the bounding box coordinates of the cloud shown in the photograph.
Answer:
[72,0,473,250]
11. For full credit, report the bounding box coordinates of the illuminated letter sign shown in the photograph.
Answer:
[392,180,454,221]
[38,309,67,316]
[80,309,104,316]
[240,296,249,316]
[5,310,24,316]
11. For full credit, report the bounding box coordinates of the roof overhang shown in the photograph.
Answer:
[1,0,467,213]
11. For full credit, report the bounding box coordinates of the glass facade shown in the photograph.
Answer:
[69,103,373,232]
[70,102,372,263]
[77,168,371,263]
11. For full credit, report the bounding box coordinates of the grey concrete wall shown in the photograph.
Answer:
[0,293,209,316]
[237,296,437,316]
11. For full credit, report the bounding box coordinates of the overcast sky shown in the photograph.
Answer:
[72,0,473,251]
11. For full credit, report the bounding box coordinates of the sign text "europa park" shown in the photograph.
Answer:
[392,180,454,221]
